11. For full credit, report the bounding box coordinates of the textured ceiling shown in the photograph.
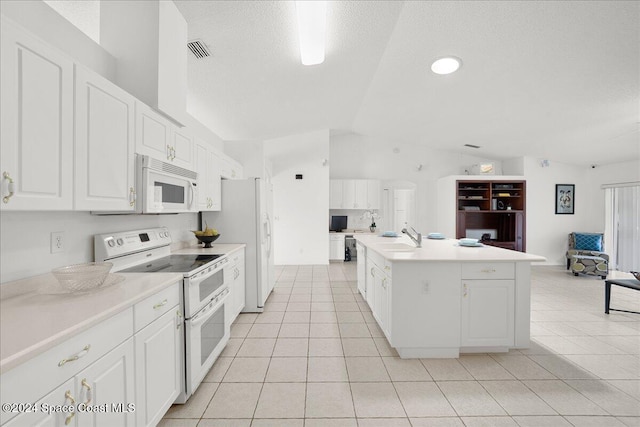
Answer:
[175,0,639,166]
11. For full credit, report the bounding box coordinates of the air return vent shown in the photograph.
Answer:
[464,144,481,149]
[187,39,211,59]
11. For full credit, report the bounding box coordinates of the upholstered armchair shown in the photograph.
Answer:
[566,232,609,278]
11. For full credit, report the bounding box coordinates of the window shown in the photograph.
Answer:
[605,184,640,272]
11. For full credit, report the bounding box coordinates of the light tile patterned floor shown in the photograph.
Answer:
[161,264,640,427]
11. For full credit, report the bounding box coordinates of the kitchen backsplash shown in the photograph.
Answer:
[0,211,198,284]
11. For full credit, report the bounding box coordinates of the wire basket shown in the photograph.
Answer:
[52,262,113,292]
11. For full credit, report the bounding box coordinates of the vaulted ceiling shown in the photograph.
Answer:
[175,1,639,167]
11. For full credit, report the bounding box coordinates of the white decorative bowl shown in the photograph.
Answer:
[52,262,113,292]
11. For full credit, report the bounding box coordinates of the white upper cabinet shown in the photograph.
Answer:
[330,180,343,208]
[171,126,194,170]
[367,180,381,209]
[195,139,221,211]
[0,17,73,210]
[74,65,136,211]
[330,179,380,210]
[135,101,172,162]
[135,101,194,170]
[219,153,244,180]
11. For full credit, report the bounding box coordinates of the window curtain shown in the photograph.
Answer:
[606,184,640,272]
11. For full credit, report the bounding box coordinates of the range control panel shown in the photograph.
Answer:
[95,227,172,261]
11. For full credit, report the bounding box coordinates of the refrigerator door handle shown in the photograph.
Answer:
[265,214,272,259]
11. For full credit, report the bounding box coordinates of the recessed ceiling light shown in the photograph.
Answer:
[431,56,462,75]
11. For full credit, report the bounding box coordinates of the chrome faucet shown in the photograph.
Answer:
[401,226,422,248]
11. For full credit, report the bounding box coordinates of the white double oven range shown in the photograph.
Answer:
[95,227,229,403]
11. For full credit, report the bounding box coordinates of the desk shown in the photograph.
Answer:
[604,279,640,314]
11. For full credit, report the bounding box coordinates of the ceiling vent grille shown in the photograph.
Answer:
[464,144,481,149]
[187,40,211,59]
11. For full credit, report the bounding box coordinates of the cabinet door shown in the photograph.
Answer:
[134,308,181,427]
[330,180,343,209]
[3,378,76,427]
[365,257,375,307]
[195,140,212,211]
[210,150,222,211]
[329,236,345,260]
[342,180,356,209]
[367,180,380,209]
[0,17,73,211]
[461,280,515,347]
[135,102,172,162]
[75,66,135,211]
[356,244,366,297]
[354,180,367,209]
[172,127,193,170]
[76,338,136,427]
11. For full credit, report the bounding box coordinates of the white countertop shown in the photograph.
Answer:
[0,272,182,374]
[354,234,546,262]
[172,243,246,255]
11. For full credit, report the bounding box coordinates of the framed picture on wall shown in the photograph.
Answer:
[555,184,575,214]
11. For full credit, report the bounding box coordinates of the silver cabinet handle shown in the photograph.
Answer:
[64,390,76,425]
[167,144,172,160]
[463,283,468,297]
[2,172,15,203]
[59,345,90,367]
[153,299,168,310]
[382,278,387,289]
[370,267,375,277]
[480,268,496,273]
[81,378,92,404]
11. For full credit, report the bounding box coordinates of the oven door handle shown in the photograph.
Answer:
[190,292,227,326]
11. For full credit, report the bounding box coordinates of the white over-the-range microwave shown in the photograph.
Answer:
[95,154,198,214]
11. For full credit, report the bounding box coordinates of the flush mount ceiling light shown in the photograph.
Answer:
[431,56,462,75]
[295,1,327,66]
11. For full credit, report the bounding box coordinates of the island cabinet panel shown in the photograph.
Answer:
[390,263,462,358]
[461,279,515,348]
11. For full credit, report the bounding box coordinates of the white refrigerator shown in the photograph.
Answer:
[203,178,274,312]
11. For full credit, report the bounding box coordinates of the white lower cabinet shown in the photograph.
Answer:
[461,279,515,347]
[367,252,392,340]
[134,307,181,427]
[74,339,136,427]
[329,234,345,261]
[0,283,182,427]
[356,243,366,297]
[225,249,246,322]
[3,337,135,427]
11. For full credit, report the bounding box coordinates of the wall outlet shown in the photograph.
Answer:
[51,231,65,253]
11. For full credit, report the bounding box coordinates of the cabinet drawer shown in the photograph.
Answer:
[0,308,133,425]
[134,283,180,332]
[329,234,345,241]
[461,263,514,280]
[227,248,244,265]
[367,250,385,271]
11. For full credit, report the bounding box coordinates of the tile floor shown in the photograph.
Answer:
[160,264,639,427]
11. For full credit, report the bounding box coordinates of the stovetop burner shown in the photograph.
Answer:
[120,254,221,274]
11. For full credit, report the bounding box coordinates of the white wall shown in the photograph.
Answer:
[504,157,640,265]
[330,133,503,234]
[265,130,330,265]
[224,140,265,178]
[0,211,198,284]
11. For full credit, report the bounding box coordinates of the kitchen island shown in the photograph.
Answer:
[354,234,546,358]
